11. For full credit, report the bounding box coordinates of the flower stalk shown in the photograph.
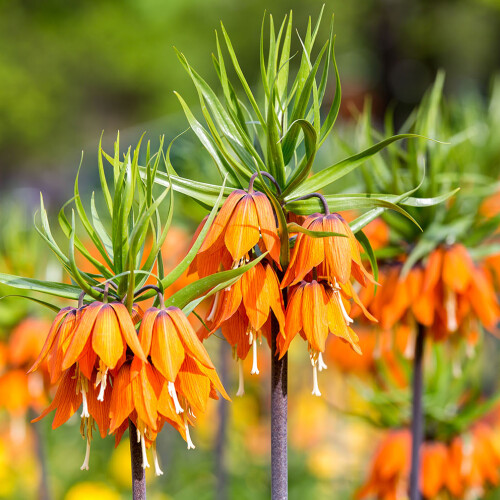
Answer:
[271,287,288,500]
[130,420,147,500]
[409,322,426,500]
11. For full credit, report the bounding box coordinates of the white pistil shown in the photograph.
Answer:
[445,288,458,332]
[80,438,91,471]
[95,367,109,402]
[152,444,163,476]
[140,431,150,469]
[81,389,90,418]
[251,338,259,375]
[317,352,327,371]
[184,414,196,450]
[236,359,245,397]
[335,290,354,324]
[311,363,321,397]
[206,292,220,322]
[168,381,184,414]
[137,427,141,443]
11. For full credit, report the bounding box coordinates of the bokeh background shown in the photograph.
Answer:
[2,1,500,499]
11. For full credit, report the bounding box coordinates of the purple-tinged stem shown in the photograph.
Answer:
[409,323,426,500]
[129,420,147,500]
[271,289,288,500]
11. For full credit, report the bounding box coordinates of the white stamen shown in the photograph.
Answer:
[184,414,196,450]
[206,292,220,322]
[452,358,462,378]
[236,359,245,397]
[152,445,163,476]
[81,389,90,418]
[168,381,184,414]
[80,439,91,471]
[137,427,141,443]
[95,368,109,402]
[312,364,321,397]
[251,338,259,375]
[335,290,354,324]
[404,329,415,359]
[140,431,150,469]
[317,352,328,371]
[445,288,458,332]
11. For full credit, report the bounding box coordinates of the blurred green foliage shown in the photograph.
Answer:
[2,0,500,190]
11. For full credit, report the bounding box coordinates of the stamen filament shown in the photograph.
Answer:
[184,414,196,450]
[251,338,259,375]
[312,364,321,397]
[168,381,184,414]
[152,443,163,476]
[81,389,90,418]
[317,352,328,371]
[335,290,354,324]
[140,431,150,469]
[80,438,91,471]
[236,359,245,397]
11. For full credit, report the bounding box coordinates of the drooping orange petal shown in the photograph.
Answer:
[242,262,270,331]
[301,281,328,352]
[289,218,325,287]
[91,304,124,369]
[167,307,214,368]
[87,371,111,438]
[157,381,184,425]
[220,307,251,360]
[209,279,243,331]
[252,191,281,265]
[199,190,246,253]
[421,442,447,498]
[194,356,230,401]
[422,247,443,293]
[138,308,161,355]
[151,310,185,381]
[323,214,352,284]
[264,263,286,336]
[28,307,74,374]
[109,363,134,433]
[110,303,147,362]
[176,356,211,414]
[280,284,305,357]
[341,281,378,323]
[131,363,158,431]
[442,244,474,293]
[224,194,260,260]
[47,310,79,384]
[32,366,81,429]
[63,302,103,370]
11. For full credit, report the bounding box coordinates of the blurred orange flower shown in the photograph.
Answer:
[358,424,500,499]
[355,244,500,344]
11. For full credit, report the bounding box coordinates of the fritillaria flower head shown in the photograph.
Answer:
[191,174,281,277]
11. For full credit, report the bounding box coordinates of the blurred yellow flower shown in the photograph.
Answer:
[64,482,120,500]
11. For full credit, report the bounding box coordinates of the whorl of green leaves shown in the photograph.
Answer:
[165,10,446,233]
[352,73,500,273]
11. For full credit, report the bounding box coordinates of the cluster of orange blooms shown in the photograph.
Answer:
[190,185,376,397]
[29,183,378,470]
[30,299,227,474]
[354,243,499,349]
[357,424,500,499]
[0,318,51,442]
